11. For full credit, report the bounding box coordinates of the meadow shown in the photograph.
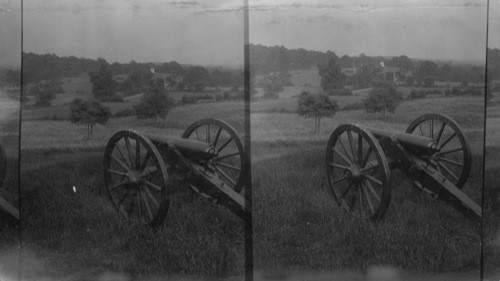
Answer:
[13,68,492,279]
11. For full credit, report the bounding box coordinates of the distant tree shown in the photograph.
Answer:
[318,57,346,91]
[30,80,63,107]
[89,64,117,100]
[297,91,339,132]
[69,99,111,140]
[415,61,439,86]
[391,55,413,70]
[183,66,210,92]
[4,70,21,88]
[134,86,174,124]
[362,82,403,117]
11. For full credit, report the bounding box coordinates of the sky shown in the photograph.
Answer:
[250,0,492,64]
[0,0,499,68]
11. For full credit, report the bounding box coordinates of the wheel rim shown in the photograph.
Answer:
[406,113,471,189]
[0,139,6,189]
[103,130,169,226]
[182,118,248,194]
[326,125,391,220]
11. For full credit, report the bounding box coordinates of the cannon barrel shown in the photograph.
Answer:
[368,127,438,155]
[145,134,217,159]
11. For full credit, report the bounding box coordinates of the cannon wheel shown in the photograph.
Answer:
[182,118,248,194]
[104,130,170,226]
[406,113,472,189]
[0,139,6,188]
[326,124,391,220]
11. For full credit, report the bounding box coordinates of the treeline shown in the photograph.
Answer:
[20,52,243,89]
[250,44,488,84]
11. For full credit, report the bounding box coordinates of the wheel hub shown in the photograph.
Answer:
[126,170,142,188]
[347,164,363,182]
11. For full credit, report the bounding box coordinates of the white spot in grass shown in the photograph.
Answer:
[72,186,77,193]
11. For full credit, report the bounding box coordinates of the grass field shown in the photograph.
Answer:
[251,93,485,276]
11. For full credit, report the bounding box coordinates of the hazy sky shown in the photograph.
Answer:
[0,0,498,68]
[250,0,491,64]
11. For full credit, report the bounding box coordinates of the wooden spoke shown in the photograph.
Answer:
[360,163,379,174]
[362,184,375,214]
[363,174,383,186]
[364,179,381,203]
[141,179,162,191]
[418,122,425,135]
[117,189,132,206]
[140,166,158,178]
[435,121,446,143]
[127,192,136,217]
[438,147,463,155]
[142,186,160,208]
[217,137,233,153]
[340,181,355,200]
[437,157,464,167]
[437,161,459,182]
[140,189,154,221]
[135,138,141,169]
[333,147,352,165]
[215,152,240,161]
[331,175,349,186]
[338,138,354,163]
[329,163,350,171]
[110,180,128,190]
[357,133,363,165]
[347,131,356,163]
[215,166,237,186]
[213,126,223,147]
[194,128,200,140]
[215,161,241,171]
[140,153,152,171]
[115,145,132,169]
[206,124,210,143]
[111,154,131,172]
[440,132,457,148]
[137,191,142,218]
[361,146,372,167]
[124,137,134,168]
[108,169,128,177]
[430,119,434,139]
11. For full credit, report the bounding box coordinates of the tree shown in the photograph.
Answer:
[297,91,339,132]
[30,80,62,106]
[363,82,403,117]
[318,57,346,91]
[183,66,210,92]
[69,99,111,140]
[89,64,117,100]
[391,55,413,70]
[415,61,439,86]
[134,85,174,124]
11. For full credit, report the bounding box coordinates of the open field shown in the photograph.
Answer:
[251,94,485,275]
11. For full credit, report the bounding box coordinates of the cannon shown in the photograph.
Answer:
[103,118,249,226]
[325,113,481,221]
[0,138,20,223]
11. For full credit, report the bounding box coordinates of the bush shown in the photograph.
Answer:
[327,89,353,96]
[342,102,365,111]
[180,95,198,105]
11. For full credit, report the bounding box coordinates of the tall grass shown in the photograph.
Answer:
[252,144,481,273]
[19,152,244,279]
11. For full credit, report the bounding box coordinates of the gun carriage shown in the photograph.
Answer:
[325,113,481,221]
[103,118,249,226]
